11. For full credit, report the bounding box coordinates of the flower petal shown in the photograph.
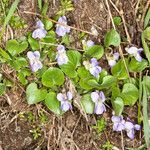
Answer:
[125,46,138,54]
[61,101,72,112]
[113,52,119,60]
[57,93,64,101]
[135,53,142,62]
[86,40,95,47]
[90,58,99,66]
[27,51,35,60]
[125,121,134,130]
[31,61,43,72]
[94,103,106,115]
[32,28,47,39]
[33,51,40,59]
[99,91,105,102]
[111,116,122,123]
[134,124,141,130]
[36,20,44,28]
[108,60,116,67]
[57,45,65,52]
[91,92,99,103]
[67,91,73,100]
[127,129,135,139]
[89,66,101,78]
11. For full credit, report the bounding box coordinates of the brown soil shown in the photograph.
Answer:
[0,0,146,150]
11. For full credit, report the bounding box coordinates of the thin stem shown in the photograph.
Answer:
[105,0,131,82]
[23,11,96,36]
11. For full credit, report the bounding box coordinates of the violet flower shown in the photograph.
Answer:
[83,58,102,78]
[56,45,69,65]
[56,16,70,36]
[108,52,119,67]
[91,91,106,115]
[125,121,141,139]
[57,91,73,112]
[27,51,43,72]
[82,40,95,49]
[32,20,47,39]
[125,46,143,62]
[111,115,125,131]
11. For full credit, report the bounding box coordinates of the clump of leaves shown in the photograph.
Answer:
[92,118,106,134]
[57,0,74,16]
[30,127,41,140]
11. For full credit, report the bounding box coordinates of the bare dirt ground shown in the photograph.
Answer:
[0,0,147,149]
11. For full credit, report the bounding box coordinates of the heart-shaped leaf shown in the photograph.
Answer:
[6,39,28,56]
[42,67,64,87]
[104,29,121,47]
[129,58,148,72]
[120,83,139,106]
[111,97,124,116]
[84,45,104,59]
[45,92,62,115]
[80,94,94,114]
[26,83,47,104]
[111,59,128,80]
[60,50,81,78]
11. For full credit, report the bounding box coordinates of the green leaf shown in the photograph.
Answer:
[28,35,40,50]
[120,83,139,106]
[45,92,62,115]
[44,19,53,30]
[143,27,150,40]
[100,75,117,88]
[12,57,28,71]
[77,67,91,78]
[113,16,122,26]
[0,83,5,96]
[6,39,28,56]
[142,84,150,148]
[26,83,47,104]
[38,0,42,10]
[0,48,11,60]
[142,76,150,95]
[144,8,150,28]
[43,30,56,43]
[141,31,150,64]
[111,86,121,99]
[80,94,94,114]
[0,0,20,40]
[84,45,104,59]
[61,35,70,46]
[60,50,81,78]
[112,97,124,116]
[104,29,121,47]
[42,67,64,87]
[129,58,148,72]
[111,59,128,80]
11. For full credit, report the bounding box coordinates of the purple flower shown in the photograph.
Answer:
[56,16,70,36]
[82,40,95,49]
[125,121,141,139]
[108,52,119,67]
[27,51,43,72]
[32,20,47,39]
[56,45,69,65]
[111,115,125,131]
[57,91,73,112]
[83,58,102,78]
[125,46,143,62]
[91,91,106,115]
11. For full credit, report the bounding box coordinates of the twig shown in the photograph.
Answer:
[141,0,150,28]
[121,131,125,150]
[109,0,131,44]
[23,11,96,36]
[105,0,131,82]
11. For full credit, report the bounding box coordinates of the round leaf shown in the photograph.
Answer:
[84,45,104,59]
[26,83,47,104]
[45,92,62,115]
[80,94,94,114]
[120,83,139,106]
[42,67,64,87]
[104,29,121,47]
